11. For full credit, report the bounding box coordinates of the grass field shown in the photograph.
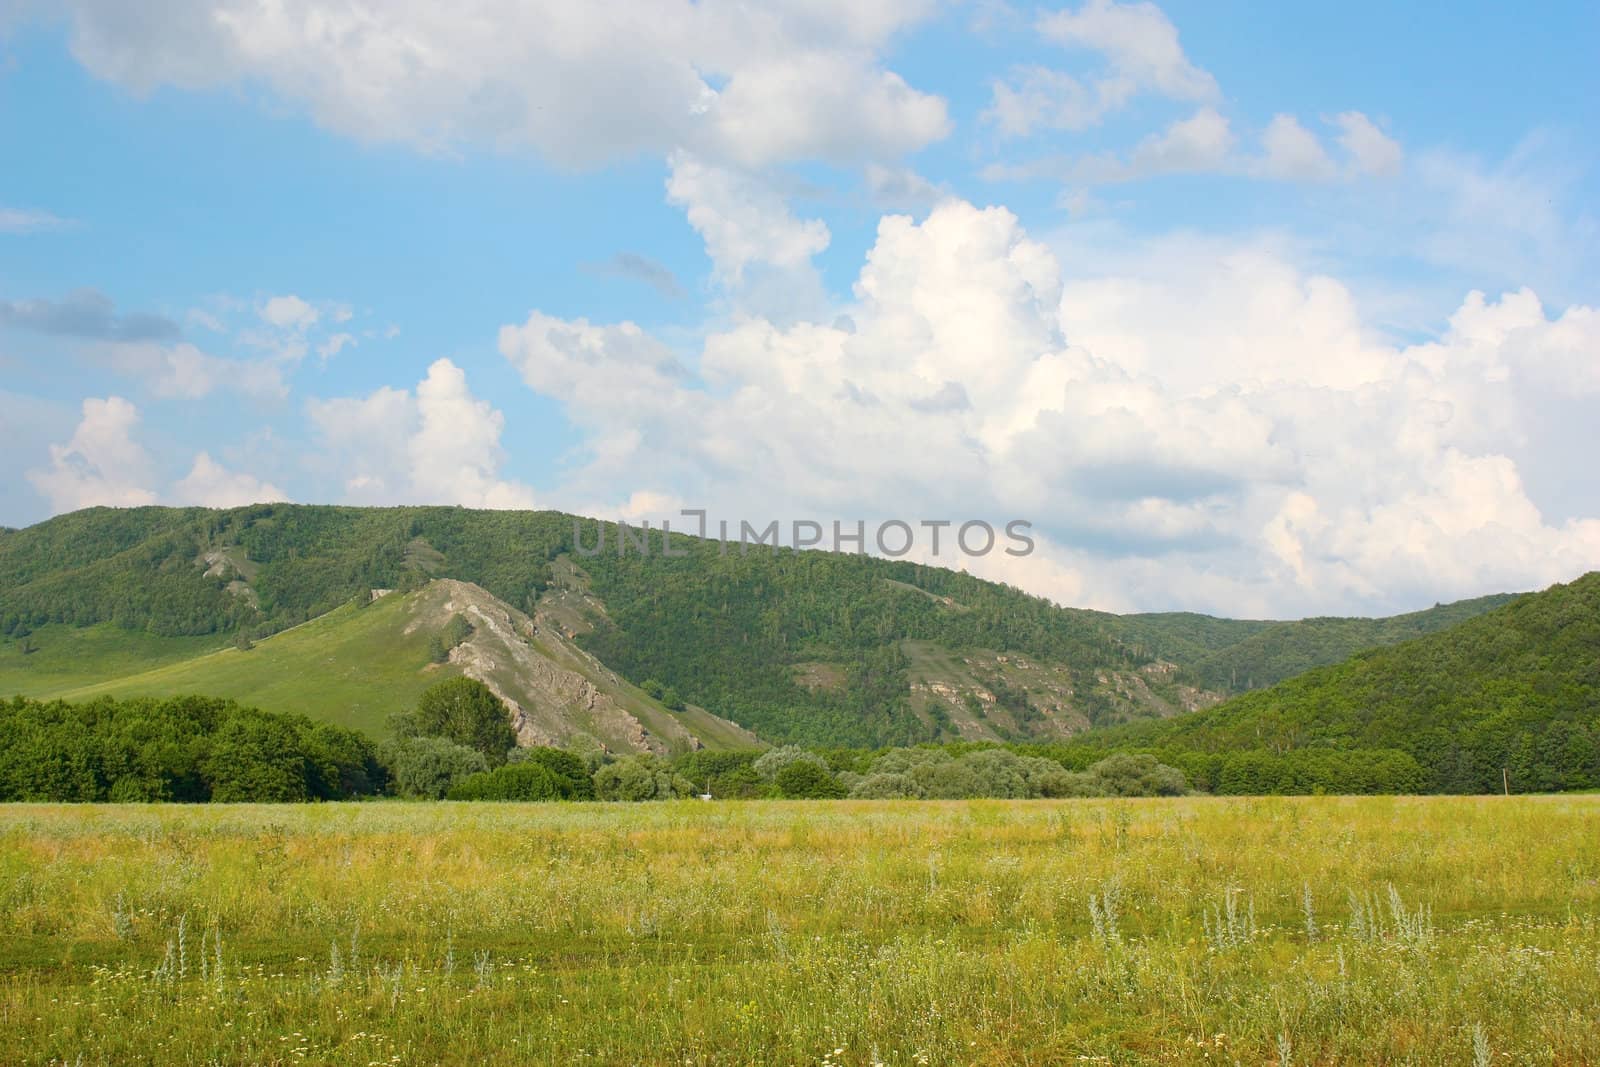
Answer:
[2,797,1598,1065]
[48,594,441,738]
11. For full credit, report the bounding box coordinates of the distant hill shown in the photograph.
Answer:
[1095,573,1600,793]
[0,504,1525,749]
[46,574,755,757]
[1117,594,1520,691]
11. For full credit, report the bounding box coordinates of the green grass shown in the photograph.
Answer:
[2,796,1598,1064]
[57,593,445,737]
[0,625,226,698]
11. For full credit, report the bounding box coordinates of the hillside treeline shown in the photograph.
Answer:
[0,694,385,802]
[0,682,1435,803]
[1092,573,1600,793]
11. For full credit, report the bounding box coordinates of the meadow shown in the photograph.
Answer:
[1,796,1597,1065]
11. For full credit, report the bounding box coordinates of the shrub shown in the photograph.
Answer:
[506,746,595,799]
[753,745,830,782]
[773,760,847,798]
[1087,753,1189,796]
[593,755,694,801]
[428,613,475,664]
[448,762,562,801]
[849,771,919,799]
[381,736,488,799]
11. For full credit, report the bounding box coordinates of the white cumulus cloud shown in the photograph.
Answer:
[53,0,948,169]
[308,358,537,510]
[496,198,1600,616]
[25,397,158,513]
[172,452,289,507]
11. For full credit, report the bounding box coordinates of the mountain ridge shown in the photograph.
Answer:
[1089,572,1600,792]
[0,504,1529,749]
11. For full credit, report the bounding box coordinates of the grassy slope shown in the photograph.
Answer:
[0,625,226,698]
[59,592,440,737]
[44,580,757,753]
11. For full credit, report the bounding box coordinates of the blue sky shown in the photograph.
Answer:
[2,1,1597,617]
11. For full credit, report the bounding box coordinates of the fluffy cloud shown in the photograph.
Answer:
[259,294,319,331]
[986,0,1218,138]
[665,153,830,285]
[0,288,379,401]
[308,358,537,509]
[24,397,291,515]
[1258,114,1338,181]
[865,164,948,209]
[172,452,289,507]
[53,0,947,169]
[1334,111,1403,176]
[100,340,290,399]
[1037,0,1218,102]
[25,397,158,512]
[583,253,686,300]
[498,198,1600,615]
[990,108,1401,187]
[985,66,1124,138]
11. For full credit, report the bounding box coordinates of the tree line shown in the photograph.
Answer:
[0,677,1433,803]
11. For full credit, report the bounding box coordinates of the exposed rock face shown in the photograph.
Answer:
[402,578,750,755]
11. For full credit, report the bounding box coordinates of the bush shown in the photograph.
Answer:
[593,755,694,801]
[428,613,475,664]
[392,677,517,766]
[1086,753,1189,796]
[506,746,595,799]
[382,736,488,799]
[448,762,562,801]
[773,760,847,798]
[638,678,687,711]
[849,771,919,799]
[753,745,829,782]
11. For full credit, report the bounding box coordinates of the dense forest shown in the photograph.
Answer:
[1090,573,1600,793]
[0,694,385,802]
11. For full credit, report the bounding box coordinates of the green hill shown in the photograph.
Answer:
[1113,595,1520,692]
[0,505,1215,747]
[1094,573,1600,793]
[44,576,755,757]
[0,504,1528,749]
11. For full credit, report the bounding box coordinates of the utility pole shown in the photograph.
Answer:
[1502,767,1510,796]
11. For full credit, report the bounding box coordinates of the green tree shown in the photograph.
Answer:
[1087,753,1189,796]
[202,714,312,802]
[448,762,562,801]
[773,760,847,798]
[506,746,595,799]
[381,736,488,799]
[396,677,517,766]
[593,755,692,801]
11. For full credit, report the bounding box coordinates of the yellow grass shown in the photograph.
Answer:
[1,796,1597,1064]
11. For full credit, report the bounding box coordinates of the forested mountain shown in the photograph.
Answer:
[0,505,1529,749]
[1111,594,1519,691]
[1093,573,1600,793]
